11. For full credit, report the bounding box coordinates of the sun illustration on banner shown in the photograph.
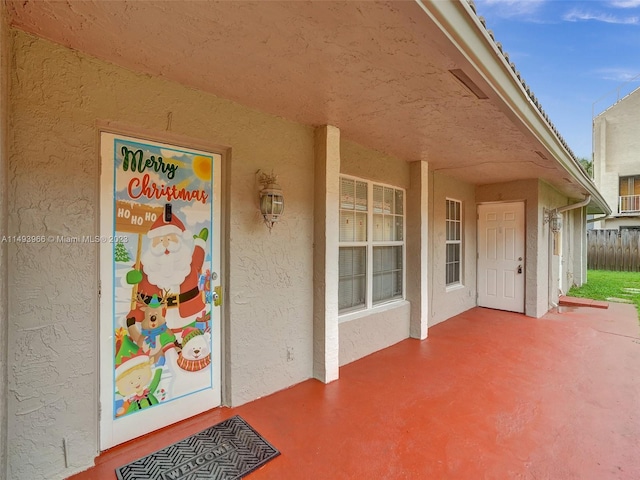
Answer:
[163,154,212,192]
[192,156,212,182]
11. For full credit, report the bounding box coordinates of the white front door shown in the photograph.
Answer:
[477,202,525,313]
[99,132,222,449]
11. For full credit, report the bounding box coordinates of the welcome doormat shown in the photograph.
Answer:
[115,415,280,480]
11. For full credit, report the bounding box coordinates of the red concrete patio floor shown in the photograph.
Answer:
[68,304,640,480]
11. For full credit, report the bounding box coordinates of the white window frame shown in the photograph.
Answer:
[445,198,463,288]
[339,175,406,317]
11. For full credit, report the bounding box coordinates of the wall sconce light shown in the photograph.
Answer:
[544,209,562,233]
[257,170,284,232]
[550,213,562,234]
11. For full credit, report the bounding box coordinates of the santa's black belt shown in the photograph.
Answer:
[140,287,199,307]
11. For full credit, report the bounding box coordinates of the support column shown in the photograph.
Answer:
[312,126,340,383]
[406,161,429,339]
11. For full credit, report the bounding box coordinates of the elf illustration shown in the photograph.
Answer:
[115,336,164,417]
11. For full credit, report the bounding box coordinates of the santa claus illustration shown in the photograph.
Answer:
[126,211,209,343]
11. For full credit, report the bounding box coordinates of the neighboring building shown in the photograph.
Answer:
[0,1,610,479]
[593,87,640,230]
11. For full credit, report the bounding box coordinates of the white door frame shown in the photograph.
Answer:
[477,201,525,313]
[97,126,227,449]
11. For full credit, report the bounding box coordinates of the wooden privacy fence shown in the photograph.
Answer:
[587,229,640,271]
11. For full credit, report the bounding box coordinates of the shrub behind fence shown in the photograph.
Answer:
[587,229,640,271]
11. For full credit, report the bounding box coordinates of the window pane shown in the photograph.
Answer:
[373,214,384,241]
[372,273,383,303]
[340,178,355,210]
[339,246,366,311]
[395,245,403,269]
[339,211,355,242]
[384,215,394,241]
[620,177,630,196]
[393,270,403,296]
[356,181,368,211]
[339,277,353,310]
[395,189,403,215]
[373,246,382,272]
[383,187,393,214]
[382,246,392,270]
[373,184,384,213]
[355,212,367,242]
[373,246,402,304]
[373,272,394,303]
[353,275,366,306]
[446,244,461,285]
[339,248,353,276]
[395,216,403,241]
[353,247,366,275]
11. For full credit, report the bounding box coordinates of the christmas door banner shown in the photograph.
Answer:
[109,135,216,419]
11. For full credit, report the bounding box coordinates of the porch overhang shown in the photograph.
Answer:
[6,0,611,214]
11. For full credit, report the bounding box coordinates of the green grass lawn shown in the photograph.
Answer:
[567,270,640,315]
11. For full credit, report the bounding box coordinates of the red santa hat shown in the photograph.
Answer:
[147,212,185,239]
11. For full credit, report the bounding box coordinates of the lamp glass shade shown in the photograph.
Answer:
[260,184,284,221]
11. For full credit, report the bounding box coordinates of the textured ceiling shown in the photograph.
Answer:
[6,0,586,196]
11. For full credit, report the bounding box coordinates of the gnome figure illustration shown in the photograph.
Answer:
[126,211,209,342]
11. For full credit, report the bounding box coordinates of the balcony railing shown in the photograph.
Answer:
[619,195,640,213]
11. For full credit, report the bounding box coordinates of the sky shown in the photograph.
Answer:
[472,0,640,160]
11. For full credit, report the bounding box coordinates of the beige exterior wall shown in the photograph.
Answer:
[559,207,587,292]
[477,179,545,317]
[340,139,410,188]
[8,31,318,479]
[476,179,581,317]
[537,182,575,307]
[339,302,411,366]
[338,140,412,365]
[428,172,477,326]
[593,89,640,229]
[0,4,10,479]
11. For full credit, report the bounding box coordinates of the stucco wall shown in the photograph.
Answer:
[561,207,587,291]
[428,172,477,326]
[0,4,10,479]
[340,138,410,188]
[338,302,410,366]
[537,181,572,310]
[8,30,315,479]
[475,179,586,317]
[476,179,542,317]
[337,140,412,365]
